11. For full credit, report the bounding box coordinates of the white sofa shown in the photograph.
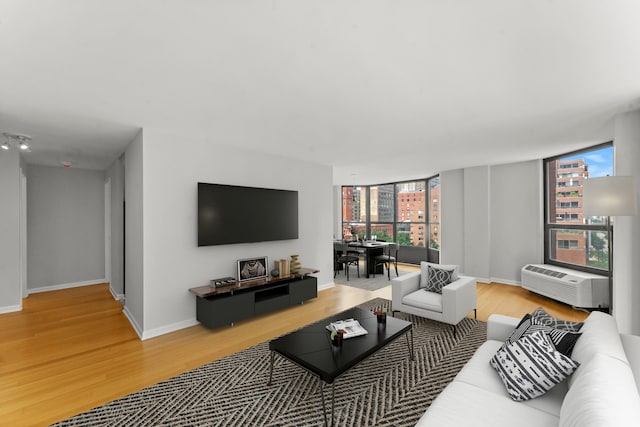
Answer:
[416,310,640,427]
[391,267,476,337]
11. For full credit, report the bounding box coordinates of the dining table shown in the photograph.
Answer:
[335,240,390,278]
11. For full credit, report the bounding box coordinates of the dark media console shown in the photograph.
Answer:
[189,268,318,329]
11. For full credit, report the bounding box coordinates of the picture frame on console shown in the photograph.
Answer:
[237,256,268,281]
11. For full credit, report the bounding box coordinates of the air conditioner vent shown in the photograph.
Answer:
[521,264,608,308]
[524,264,567,279]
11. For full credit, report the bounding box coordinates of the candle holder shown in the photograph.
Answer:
[331,330,344,348]
[374,310,387,324]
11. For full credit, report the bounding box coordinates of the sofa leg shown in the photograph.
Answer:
[453,324,457,339]
[474,308,477,320]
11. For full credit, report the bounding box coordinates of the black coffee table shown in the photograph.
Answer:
[267,307,413,425]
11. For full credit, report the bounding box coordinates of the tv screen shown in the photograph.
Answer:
[198,183,299,246]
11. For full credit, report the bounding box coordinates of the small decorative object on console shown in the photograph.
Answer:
[237,256,269,281]
[278,259,290,276]
[290,254,301,274]
[210,277,237,288]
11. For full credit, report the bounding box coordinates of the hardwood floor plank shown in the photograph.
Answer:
[0,276,587,426]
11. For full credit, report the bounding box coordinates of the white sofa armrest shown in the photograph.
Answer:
[441,275,477,324]
[621,333,640,395]
[391,271,421,311]
[487,314,520,341]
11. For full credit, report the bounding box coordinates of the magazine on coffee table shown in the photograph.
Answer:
[326,318,368,339]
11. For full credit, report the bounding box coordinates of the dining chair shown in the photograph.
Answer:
[372,243,399,280]
[334,242,360,280]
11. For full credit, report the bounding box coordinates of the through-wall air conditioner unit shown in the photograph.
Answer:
[521,264,609,309]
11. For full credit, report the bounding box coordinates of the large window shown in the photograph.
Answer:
[428,177,440,250]
[544,143,613,274]
[341,176,440,263]
[370,184,395,241]
[396,180,428,247]
[341,186,367,241]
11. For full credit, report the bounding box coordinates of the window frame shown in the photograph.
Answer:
[341,175,439,250]
[543,141,612,276]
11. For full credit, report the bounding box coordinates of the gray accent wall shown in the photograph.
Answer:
[489,160,542,284]
[441,160,541,284]
[106,155,125,298]
[124,131,144,334]
[27,165,106,290]
[440,169,465,269]
[0,149,21,312]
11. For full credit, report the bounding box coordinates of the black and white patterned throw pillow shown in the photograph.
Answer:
[530,307,584,332]
[506,314,582,356]
[490,330,580,401]
[424,265,453,294]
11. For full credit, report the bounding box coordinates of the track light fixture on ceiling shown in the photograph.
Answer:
[1,132,32,152]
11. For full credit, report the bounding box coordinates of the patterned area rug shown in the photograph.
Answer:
[53,299,486,426]
[334,267,415,291]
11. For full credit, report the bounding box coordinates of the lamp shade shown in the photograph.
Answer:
[582,176,637,217]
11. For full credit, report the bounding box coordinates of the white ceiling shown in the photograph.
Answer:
[1,1,639,184]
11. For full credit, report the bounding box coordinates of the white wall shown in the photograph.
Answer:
[441,160,541,284]
[136,128,334,339]
[613,109,640,334]
[0,149,21,313]
[26,165,106,291]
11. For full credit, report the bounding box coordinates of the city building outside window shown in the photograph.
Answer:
[544,143,613,274]
[341,176,439,263]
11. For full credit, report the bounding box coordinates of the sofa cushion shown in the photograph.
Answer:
[420,261,458,288]
[490,331,579,401]
[506,314,582,356]
[415,380,560,427]
[402,289,442,312]
[424,265,453,294]
[559,353,640,427]
[531,307,583,332]
[457,340,567,417]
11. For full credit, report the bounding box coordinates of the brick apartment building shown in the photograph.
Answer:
[548,158,590,265]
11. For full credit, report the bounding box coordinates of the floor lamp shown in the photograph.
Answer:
[582,176,637,314]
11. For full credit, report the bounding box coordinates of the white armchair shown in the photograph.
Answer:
[391,269,477,337]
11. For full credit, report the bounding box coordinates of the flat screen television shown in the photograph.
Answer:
[198,182,299,246]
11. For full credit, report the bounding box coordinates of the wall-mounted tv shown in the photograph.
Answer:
[198,182,299,246]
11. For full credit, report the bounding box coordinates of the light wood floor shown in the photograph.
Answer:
[0,274,587,427]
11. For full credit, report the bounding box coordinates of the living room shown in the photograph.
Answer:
[2,1,640,425]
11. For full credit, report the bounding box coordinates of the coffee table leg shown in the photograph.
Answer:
[331,382,335,426]
[320,379,335,426]
[267,351,275,386]
[320,380,328,426]
[405,327,414,361]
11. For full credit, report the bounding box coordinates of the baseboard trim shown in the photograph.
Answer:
[108,286,125,302]
[122,305,143,339]
[490,277,521,287]
[318,281,334,291]
[0,303,23,314]
[29,278,108,294]
[141,319,200,341]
